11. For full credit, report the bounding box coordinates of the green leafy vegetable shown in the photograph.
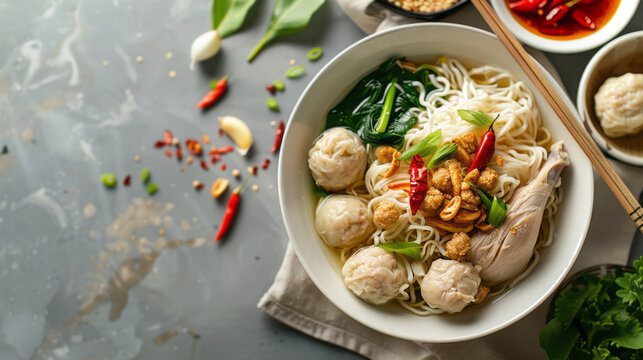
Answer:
[540,257,643,360]
[426,143,457,169]
[286,65,305,78]
[212,0,258,38]
[457,109,495,127]
[398,129,442,161]
[377,242,422,261]
[474,187,507,227]
[374,78,398,133]
[326,58,436,147]
[247,0,326,62]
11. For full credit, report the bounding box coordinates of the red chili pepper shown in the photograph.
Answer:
[218,129,224,137]
[468,121,496,173]
[211,154,221,163]
[271,120,285,153]
[217,146,234,154]
[509,0,546,13]
[266,84,276,94]
[409,154,428,215]
[197,74,230,109]
[123,175,131,186]
[164,130,173,145]
[261,158,271,169]
[221,164,227,171]
[214,175,251,242]
[538,26,573,35]
[154,141,166,148]
[185,139,203,156]
[544,0,565,11]
[176,145,182,161]
[252,165,258,175]
[200,159,209,170]
[544,4,569,25]
[165,149,172,158]
[571,8,596,29]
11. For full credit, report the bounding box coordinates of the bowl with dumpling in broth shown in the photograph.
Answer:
[278,23,594,342]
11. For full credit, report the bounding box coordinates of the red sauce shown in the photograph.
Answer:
[506,0,620,40]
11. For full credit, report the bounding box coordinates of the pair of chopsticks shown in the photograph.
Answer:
[470,0,643,234]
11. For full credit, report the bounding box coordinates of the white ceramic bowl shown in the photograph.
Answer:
[490,0,639,53]
[278,23,594,343]
[577,31,643,166]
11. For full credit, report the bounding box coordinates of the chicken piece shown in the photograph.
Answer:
[461,189,481,206]
[478,168,498,192]
[445,232,471,262]
[453,132,478,154]
[464,168,480,184]
[373,199,401,228]
[432,167,452,193]
[420,259,481,314]
[375,145,397,164]
[455,148,472,167]
[446,159,462,196]
[421,187,444,217]
[475,285,490,304]
[470,146,569,284]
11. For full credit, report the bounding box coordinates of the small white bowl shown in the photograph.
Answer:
[577,31,643,166]
[490,0,639,53]
[278,23,594,342]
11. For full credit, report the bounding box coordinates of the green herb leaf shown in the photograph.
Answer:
[286,65,305,79]
[377,242,422,260]
[398,129,441,160]
[247,0,326,62]
[539,318,581,360]
[426,143,457,169]
[212,0,258,38]
[475,188,493,209]
[487,197,508,228]
[374,78,398,133]
[457,109,495,127]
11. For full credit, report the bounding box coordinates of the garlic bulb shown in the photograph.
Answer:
[190,30,221,64]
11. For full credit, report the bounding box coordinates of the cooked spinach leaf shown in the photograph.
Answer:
[325,58,436,148]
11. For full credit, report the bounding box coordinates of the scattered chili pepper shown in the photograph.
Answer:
[164,130,173,145]
[154,141,166,148]
[123,175,131,186]
[509,0,540,13]
[468,118,497,173]
[571,8,596,29]
[409,154,428,215]
[271,120,285,153]
[221,164,227,171]
[544,0,566,11]
[187,156,194,164]
[538,26,573,35]
[197,74,231,109]
[252,165,258,175]
[266,84,276,94]
[185,139,203,156]
[200,159,209,170]
[193,180,205,190]
[261,158,271,169]
[214,175,250,242]
[218,129,224,137]
[210,146,234,155]
[211,154,221,164]
[202,135,210,144]
[176,145,182,161]
[543,4,569,26]
[164,149,172,158]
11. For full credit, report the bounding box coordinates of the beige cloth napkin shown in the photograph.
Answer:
[258,2,639,359]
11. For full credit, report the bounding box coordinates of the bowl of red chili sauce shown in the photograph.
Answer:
[490,0,639,53]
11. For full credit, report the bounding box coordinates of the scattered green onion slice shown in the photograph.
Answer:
[272,79,285,91]
[398,129,441,161]
[487,198,508,227]
[416,64,440,75]
[457,109,495,127]
[147,183,158,195]
[307,47,323,61]
[101,173,117,188]
[475,188,493,210]
[426,143,457,169]
[285,65,305,79]
[374,78,398,133]
[377,242,422,261]
[140,168,150,183]
[266,98,280,112]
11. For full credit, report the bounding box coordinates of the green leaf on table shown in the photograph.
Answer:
[377,242,422,261]
[212,0,258,38]
[247,0,326,62]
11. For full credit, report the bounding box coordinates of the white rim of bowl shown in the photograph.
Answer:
[577,30,643,166]
[278,22,593,342]
[490,0,640,54]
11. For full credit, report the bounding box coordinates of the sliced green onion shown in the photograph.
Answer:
[416,64,440,75]
[101,173,117,188]
[272,79,285,91]
[266,98,280,112]
[398,129,441,161]
[426,143,457,169]
[286,66,305,78]
[140,168,150,183]
[147,183,158,195]
[475,188,493,209]
[457,109,495,127]
[307,47,323,61]
[374,78,398,133]
[487,197,508,227]
[377,242,422,261]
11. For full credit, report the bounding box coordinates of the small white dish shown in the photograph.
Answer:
[490,0,639,53]
[278,23,594,342]
[577,31,643,166]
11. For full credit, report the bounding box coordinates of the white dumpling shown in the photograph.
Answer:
[308,127,367,192]
[315,195,373,249]
[342,246,407,305]
[595,72,643,138]
[420,259,481,314]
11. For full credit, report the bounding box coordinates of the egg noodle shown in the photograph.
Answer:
[336,56,564,315]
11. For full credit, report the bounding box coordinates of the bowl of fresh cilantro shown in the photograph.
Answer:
[540,257,643,359]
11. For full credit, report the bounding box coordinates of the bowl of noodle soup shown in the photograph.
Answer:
[278,23,593,342]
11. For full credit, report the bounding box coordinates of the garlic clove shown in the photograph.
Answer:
[190,30,222,64]
[219,116,253,155]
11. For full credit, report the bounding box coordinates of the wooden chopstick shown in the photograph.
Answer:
[470,0,643,234]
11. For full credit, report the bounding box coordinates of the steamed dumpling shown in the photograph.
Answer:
[308,127,367,192]
[315,195,373,248]
[420,259,481,314]
[342,246,407,305]
[595,72,643,138]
